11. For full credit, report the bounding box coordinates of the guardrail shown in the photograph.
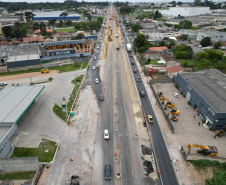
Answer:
[149,82,175,134]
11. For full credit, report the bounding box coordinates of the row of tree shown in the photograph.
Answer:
[74,17,103,31]
[0,1,109,12]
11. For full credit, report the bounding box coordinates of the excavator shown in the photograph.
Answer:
[171,108,179,115]
[187,144,218,157]
[165,101,176,109]
[159,96,169,105]
[167,112,178,122]
[214,129,224,138]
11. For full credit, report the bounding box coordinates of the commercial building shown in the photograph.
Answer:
[197,30,226,42]
[33,11,81,21]
[159,7,212,17]
[0,85,45,158]
[174,69,226,129]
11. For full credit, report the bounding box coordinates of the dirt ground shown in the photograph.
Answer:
[0,70,58,81]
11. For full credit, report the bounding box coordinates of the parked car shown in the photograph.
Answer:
[137,77,141,82]
[93,66,96,70]
[0,82,7,86]
[94,56,97,60]
[99,94,104,101]
[173,92,179,98]
[133,69,137,73]
[97,45,100,49]
[104,165,111,180]
[104,130,109,139]
[95,78,99,83]
[140,91,145,97]
[96,50,99,54]
[198,45,202,48]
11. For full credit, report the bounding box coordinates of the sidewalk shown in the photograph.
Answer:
[133,55,194,185]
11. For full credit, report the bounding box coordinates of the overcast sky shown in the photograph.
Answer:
[0,0,197,3]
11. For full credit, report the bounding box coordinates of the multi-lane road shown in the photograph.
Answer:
[119,15,179,185]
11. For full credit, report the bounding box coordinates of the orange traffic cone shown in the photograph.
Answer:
[114,152,117,156]
[148,138,150,141]
[158,169,161,174]
[97,112,99,115]
[70,158,73,162]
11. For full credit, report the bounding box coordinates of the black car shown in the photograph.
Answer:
[105,165,111,180]
[131,61,134,65]
[140,91,145,97]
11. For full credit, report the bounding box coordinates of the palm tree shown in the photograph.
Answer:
[59,12,68,23]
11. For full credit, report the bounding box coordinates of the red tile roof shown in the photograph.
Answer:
[0,41,10,45]
[23,37,44,43]
[149,46,168,51]
[166,66,183,74]
[34,29,54,34]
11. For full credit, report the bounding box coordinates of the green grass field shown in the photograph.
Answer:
[0,172,35,180]
[178,59,196,65]
[55,28,75,32]
[82,62,89,69]
[11,139,57,162]
[53,75,83,123]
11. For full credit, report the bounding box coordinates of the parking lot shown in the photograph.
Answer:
[153,83,226,158]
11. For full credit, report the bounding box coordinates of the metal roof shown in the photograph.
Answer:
[0,85,45,123]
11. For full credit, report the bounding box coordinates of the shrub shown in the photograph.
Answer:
[213,127,216,131]
[187,101,191,105]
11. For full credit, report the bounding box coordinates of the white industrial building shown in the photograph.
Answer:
[159,7,212,17]
[197,31,226,42]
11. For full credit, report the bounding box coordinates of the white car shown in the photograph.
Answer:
[95,78,99,83]
[104,130,109,140]
[93,66,96,70]
[94,56,97,60]
[173,92,179,98]
[0,82,7,86]
[198,45,202,48]
[97,45,100,49]
[96,50,99,54]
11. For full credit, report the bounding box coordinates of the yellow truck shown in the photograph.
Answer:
[41,68,49,73]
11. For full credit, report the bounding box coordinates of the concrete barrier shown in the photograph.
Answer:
[0,157,38,173]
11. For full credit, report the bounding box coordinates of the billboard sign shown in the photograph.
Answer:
[148,68,153,74]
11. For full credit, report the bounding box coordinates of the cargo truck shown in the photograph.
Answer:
[126,44,131,51]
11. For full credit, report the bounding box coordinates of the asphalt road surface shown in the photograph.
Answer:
[119,17,179,185]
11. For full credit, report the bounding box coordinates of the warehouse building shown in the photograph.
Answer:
[0,85,44,158]
[33,11,81,21]
[159,7,212,17]
[174,69,226,129]
[197,30,226,42]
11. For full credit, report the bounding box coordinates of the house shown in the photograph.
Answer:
[145,51,162,59]
[27,29,34,34]
[34,29,54,34]
[23,36,44,43]
[160,54,180,67]
[149,46,168,52]
[166,66,183,78]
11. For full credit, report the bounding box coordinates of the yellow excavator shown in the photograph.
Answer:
[171,108,179,115]
[168,112,178,122]
[158,91,163,97]
[165,101,176,109]
[187,144,218,157]
[159,96,169,105]
[214,129,224,138]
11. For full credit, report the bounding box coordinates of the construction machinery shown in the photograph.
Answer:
[214,129,224,138]
[165,101,176,109]
[187,144,218,157]
[159,96,169,105]
[171,108,179,115]
[158,91,163,97]
[168,112,178,122]
[41,68,49,73]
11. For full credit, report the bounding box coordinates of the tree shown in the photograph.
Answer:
[174,44,193,59]
[131,24,142,32]
[58,20,64,27]
[214,42,222,49]
[179,34,189,41]
[76,33,84,39]
[177,1,182,5]
[13,22,21,38]
[21,26,27,37]
[154,10,162,20]
[200,37,211,47]
[159,41,166,46]
[86,13,91,22]
[179,20,192,29]
[2,26,12,38]
[40,22,46,31]
[194,0,202,6]
[134,33,147,49]
[33,22,40,30]
[59,12,68,23]
[197,59,213,70]
[24,12,35,21]
[48,19,56,26]
[97,16,104,23]
[65,20,73,26]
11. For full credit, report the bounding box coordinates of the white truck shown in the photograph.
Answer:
[116,34,118,38]
[126,44,132,51]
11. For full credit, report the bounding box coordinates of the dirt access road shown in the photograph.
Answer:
[0,70,58,81]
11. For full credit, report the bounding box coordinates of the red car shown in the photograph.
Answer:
[133,69,137,73]
[123,33,125,36]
